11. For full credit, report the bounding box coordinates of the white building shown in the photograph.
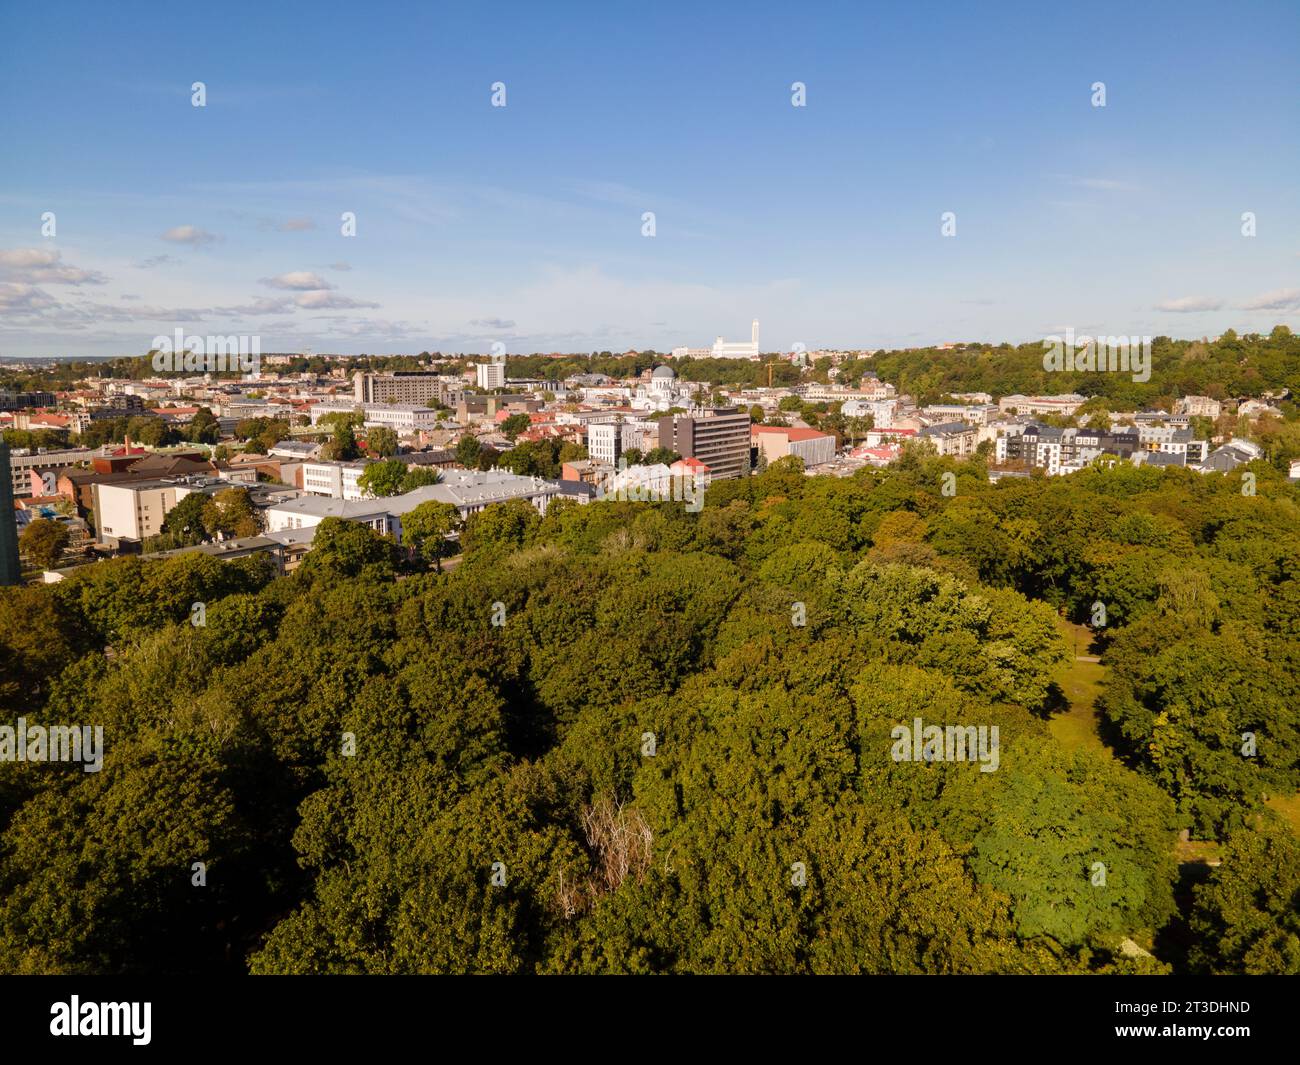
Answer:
[802,379,896,403]
[1176,395,1222,419]
[309,401,440,432]
[302,460,370,500]
[997,393,1086,416]
[588,423,622,465]
[364,404,441,433]
[711,320,761,360]
[93,477,224,544]
[630,364,695,413]
[476,358,506,390]
[384,470,561,534]
[842,398,898,428]
[263,495,394,536]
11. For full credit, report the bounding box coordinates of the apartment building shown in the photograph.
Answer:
[588,422,623,465]
[353,370,460,407]
[8,447,97,498]
[0,390,57,410]
[620,416,659,454]
[1137,425,1208,462]
[997,424,1139,474]
[657,407,752,480]
[920,421,979,457]
[1176,395,1222,419]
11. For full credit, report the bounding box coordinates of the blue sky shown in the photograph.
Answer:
[1,0,1297,357]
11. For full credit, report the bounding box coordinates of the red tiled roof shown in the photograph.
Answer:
[751,425,833,441]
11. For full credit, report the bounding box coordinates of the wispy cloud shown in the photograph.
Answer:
[293,291,379,310]
[1155,295,1223,312]
[273,217,317,232]
[1059,175,1141,192]
[0,248,107,285]
[1241,287,1300,311]
[161,225,218,246]
[261,271,333,291]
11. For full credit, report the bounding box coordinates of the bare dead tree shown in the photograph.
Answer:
[554,793,653,919]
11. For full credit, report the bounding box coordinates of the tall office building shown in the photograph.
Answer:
[475,356,507,390]
[657,406,752,480]
[0,439,21,585]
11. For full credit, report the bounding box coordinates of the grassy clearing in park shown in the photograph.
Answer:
[1264,791,1300,836]
[1047,619,1113,760]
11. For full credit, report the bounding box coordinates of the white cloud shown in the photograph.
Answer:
[0,283,58,312]
[261,271,334,291]
[161,225,217,246]
[217,297,294,316]
[1241,287,1300,311]
[1155,296,1223,313]
[0,248,107,285]
[294,291,379,310]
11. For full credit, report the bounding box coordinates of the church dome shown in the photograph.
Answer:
[651,364,676,380]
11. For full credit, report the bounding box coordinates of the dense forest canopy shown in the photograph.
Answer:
[2,445,1297,974]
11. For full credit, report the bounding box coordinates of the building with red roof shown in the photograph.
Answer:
[751,424,837,468]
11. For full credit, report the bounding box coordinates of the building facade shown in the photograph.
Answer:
[354,370,460,407]
[475,359,506,390]
[751,425,837,467]
[0,440,21,585]
[588,422,623,466]
[710,320,761,360]
[658,407,752,480]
